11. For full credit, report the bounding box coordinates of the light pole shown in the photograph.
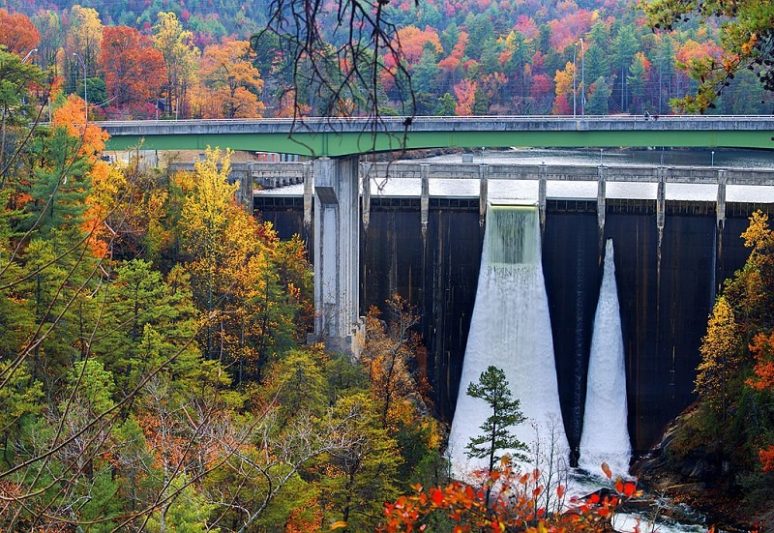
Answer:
[572,44,577,117]
[580,38,585,116]
[72,52,87,122]
[711,151,715,168]
[22,48,38,63]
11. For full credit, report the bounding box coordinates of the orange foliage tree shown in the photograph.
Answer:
[192,40,265,118]
[453,79,477,115]
[52,94,118,257]
[394,25,443,64]
[0,9,40,56]
[99,26,166,117]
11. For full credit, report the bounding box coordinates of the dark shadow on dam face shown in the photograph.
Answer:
[256,196,771,455]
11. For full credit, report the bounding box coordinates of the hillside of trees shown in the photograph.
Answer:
[0,0,770,120]
[0,46,658,529]
[0,48,451,528]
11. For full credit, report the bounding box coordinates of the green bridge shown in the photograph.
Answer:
[100,115,774,156]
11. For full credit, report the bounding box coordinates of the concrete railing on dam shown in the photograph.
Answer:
[233,158,774,354]
[98,115,774,155]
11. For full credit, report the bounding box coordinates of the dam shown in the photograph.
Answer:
[249,148,774,458]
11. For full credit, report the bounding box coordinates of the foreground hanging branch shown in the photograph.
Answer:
[252,0,417,148]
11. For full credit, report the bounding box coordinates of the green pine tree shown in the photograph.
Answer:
[465,366,528,476]
[434,93,456,116]
[586,76,612,115]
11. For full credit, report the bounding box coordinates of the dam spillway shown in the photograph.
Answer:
[579,239,631,475]
[447,205,569,475]
[253,149,774,455]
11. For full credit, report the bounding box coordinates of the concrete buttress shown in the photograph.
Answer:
[313,156,364,356]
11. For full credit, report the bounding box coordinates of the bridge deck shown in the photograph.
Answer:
[100,116,774,156]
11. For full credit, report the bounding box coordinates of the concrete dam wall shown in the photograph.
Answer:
[256,194,771,455]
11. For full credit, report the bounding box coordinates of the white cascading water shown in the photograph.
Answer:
[448,205,569,477]
[578,239,632,476]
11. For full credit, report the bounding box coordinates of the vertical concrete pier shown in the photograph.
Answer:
[597,165,606,233]
[421,164,430,238]
[716,169,727,231]
[303,162,313,228]
[361,162,372,231]
[313,156,363,355]
[479,164,488,228]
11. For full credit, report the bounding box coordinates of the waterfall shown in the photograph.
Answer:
[448,205,569,477]
[579,239,632,476]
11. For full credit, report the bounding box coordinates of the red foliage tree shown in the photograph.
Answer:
[530,74,553,99]
[382,458,639,532]
[514,15,540,40]
[548,10,595,52]
[99,26,166,117]
[0,9,40,56]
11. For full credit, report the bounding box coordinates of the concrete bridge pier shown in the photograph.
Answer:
[313,156,364,356]
[479,165,488,229]
[716,169,727,231]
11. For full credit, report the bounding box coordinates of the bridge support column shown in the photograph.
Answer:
[313,156,364,356]
[303,162,313,228]
[716,169,727,231]
[237,171,253,210]
[361,162,372,231]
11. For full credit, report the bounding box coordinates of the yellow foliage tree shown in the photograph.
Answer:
[65,5,102,77]
[695,296,741,413]
[153,12,199,118]
[177,149,301,378]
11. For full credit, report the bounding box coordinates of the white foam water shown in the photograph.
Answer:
[448,205,569,478]
[579,239,632,477]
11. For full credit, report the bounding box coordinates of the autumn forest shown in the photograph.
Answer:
[0,0,773,530]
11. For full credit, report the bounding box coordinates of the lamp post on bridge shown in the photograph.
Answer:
[22,48,38,63]
[20,49,38,108]
[580,38,585,116]
[572,39,586,117]
[72,52,87,123]
[572,46,577,117]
